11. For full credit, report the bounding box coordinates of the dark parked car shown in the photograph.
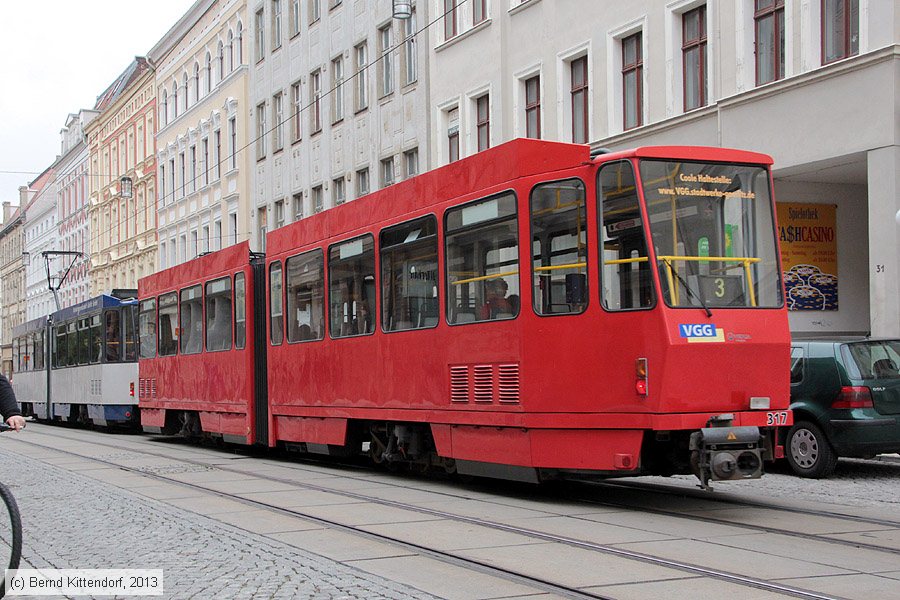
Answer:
[787,337,900,477]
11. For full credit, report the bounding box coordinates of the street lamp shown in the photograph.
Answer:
[392,0,412,19]
[120,176,133,198]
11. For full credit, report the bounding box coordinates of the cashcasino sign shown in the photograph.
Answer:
[776,203,837,311]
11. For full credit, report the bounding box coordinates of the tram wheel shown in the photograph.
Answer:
[786,420,838,478]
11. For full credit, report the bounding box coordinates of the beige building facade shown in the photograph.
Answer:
[87,57,158,294]
[0,199,27,378]
[150,0,252,268]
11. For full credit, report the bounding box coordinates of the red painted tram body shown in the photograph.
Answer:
[139,139,791,487]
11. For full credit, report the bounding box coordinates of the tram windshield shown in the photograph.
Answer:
[639,160,783,309]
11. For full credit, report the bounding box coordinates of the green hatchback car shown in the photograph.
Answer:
[787,337,900,477]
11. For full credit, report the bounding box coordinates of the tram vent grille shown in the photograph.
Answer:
[450,366,469,403]
[473,365,493,403]
[497,364,520,403]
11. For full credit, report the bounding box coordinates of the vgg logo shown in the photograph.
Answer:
[679,323,717,337]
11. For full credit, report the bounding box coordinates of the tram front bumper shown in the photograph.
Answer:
[690,425,763,490]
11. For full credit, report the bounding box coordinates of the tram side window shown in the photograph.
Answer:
[530,179,588,315]
[380,216,439,332]
[12,338,21,373]
[205,277,233,352]
[139,299,158,358]
[180,286,203,354]
[234,274,246,349]
[66,322,78,367]
[55,325,66,367]
[33,331,44,371]
[445,192,519,324]
[598,161,653,310]
[329,235,376,338]
[270,262,284,345]
[89,315,101,364]
[104,310,120,362]
[77,318,90,365]
[286,250,325,343]
[158,293,179,356]
[124,305,138,361]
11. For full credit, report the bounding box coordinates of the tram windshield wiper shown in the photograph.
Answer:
[662,258,713,318]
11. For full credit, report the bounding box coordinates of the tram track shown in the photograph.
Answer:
[8,426,863,600]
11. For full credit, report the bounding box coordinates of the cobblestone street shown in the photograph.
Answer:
[0,445,436,600]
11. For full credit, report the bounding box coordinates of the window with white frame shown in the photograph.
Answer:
[310,69,322,132]
[355,43,369,111]
[256,102,267,160]
[229,117,237,170]
[403,148,418,178]
[213,129,221,179]
[205,53,212,93]
[291,81,301,142]
[292,192,303,220]
[333,177,345,205]
[444,0,458,40]
[570,56,589,143]
[332,57,344,122]
[272,0,283,50]
[255,8,265,61]
[258,206,268,251]
[356,167,369,197]
[381,157,394,187]
[379,25,393,97]
[309,0,321,23]
[623,32,643,129]
[312,185,324,213]
[290,0,301,36]
[274,199,285,228]
[189,145,197,192]
[273,92,284,151]
[524,75,540,139]
[403,11,417,85]
[201,138,209,186]
[475,94,490,151]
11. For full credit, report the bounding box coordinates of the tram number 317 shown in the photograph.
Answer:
[766,411,789,426]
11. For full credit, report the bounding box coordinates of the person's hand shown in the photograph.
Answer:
[6,416,26,431]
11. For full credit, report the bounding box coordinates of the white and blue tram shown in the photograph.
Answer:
[11,293,140,427]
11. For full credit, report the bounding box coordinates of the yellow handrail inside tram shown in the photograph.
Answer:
[656,255,760,307]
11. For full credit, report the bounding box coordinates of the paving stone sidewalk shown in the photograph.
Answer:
[0,447,441,600]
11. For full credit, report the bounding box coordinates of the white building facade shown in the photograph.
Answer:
[249,0,432,244]
[429,0,899,337]
[23,168,58,320]
[151,0,252,268]
[55,110,98,308]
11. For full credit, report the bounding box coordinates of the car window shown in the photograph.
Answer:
[842,340,900,380]
[790,346,805,384]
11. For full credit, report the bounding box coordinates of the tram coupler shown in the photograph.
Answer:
[690,425,763,491]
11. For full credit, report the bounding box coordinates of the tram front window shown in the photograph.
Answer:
[639,160,783,309]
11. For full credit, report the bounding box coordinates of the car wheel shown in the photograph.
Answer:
[786,420,838,478]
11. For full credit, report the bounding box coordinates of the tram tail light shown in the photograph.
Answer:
[130,382,135,398]
[635,358,649,396]
[832,386,873,409]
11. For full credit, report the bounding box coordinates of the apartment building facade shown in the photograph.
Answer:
[430,0,899,337]
[150,0,252,267]
[86,57,158,294]
[0,198,28,377]
[249,0,431,245]
[55,110,99,308]
[23,167,58,320]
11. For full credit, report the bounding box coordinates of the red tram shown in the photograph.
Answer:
[138,139,791,488]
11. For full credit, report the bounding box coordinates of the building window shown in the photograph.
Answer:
[333,178,345,205]
[476,94,490,151]
[309,0,321,23]
[214,129,221,179]
[356,168,369,197]
[682,5,707,111]
[381,157,394,188]
[272,0,283,50]
[255,8,265,61]
[229,117,237,170]
[201,138,209,186]
[756,0,785,84]
[474,0,487,24]
[273,92,284,151]
[403,12,417,85]
[227,31,234,71]
[179,152,186,198]
[292,192,303,220]
[218,41,225,80]
[169,158,176,200]
[379,25,393,97]
[355,43,369,111]
[258,206,268,251]
[444,0,458,40]
[236,21,244,64]
[622,32,643,130]
[312,185,324,213]
[189,145,197,192]
[290,81,302,142]
[570,56,588,143]
[310,69,322,133]
[256,102,267,160]
[205,53,212,93]
[290,0,301,37]
[525,75,540,139]
[274,199,285,229]
[332,57,344,122]
[403,148,418,178]
[822,0,858,64]
[447,107,459,163]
